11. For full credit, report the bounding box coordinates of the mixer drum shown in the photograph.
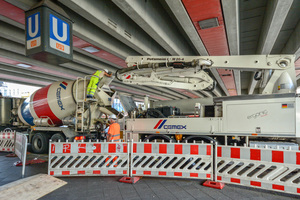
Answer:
[18,80,85,126]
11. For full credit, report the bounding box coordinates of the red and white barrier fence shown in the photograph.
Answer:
[131,142,212,179]
[0,130,15,152]
[48,140,300,196]
[48,140,129,177]
[216,145,300,195]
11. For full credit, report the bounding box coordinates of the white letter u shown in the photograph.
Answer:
[28,14,39,38]
[52,17,67,42]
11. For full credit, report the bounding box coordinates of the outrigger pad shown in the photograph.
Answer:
[119,176,140,184]
[203,180,225,189]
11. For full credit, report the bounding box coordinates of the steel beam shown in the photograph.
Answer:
[222,0,241,95]
[58,0,169,56]
[112,0,194,56]
[282,20,300,59]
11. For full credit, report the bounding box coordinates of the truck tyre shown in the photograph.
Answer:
[183,135,217,144]
[142,134,175,142]
[31,132,50,154]
[51,133,66,142]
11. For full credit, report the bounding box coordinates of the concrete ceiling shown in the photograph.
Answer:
[0,0,300,101]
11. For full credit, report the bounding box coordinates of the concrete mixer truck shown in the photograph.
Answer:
[11,74,121,153]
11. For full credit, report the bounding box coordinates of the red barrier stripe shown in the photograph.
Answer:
[175,144,182,154]
[296,152,300,165]
[159,144,167,154]
[250,149,261,161]
[231,178,240,184]
[190,145,198,155]
[217,146,222,157]
[123,170,127,175]
[78,171,85,175]
[190,173,198,177]
[50,171,54,175]
[250,181,261,187]
[132,170,136,175]
[108,143,116,153]
[207,145,211,155]
[206,174,211,178]
[174,172,182,176]
[153,120,163,129]
[123,143,127,153]
[217,176,222,181]
[159,171,166,176]
[144,171,151,175]
[33,85,62,125]
[272,151,284,163]
[93,144,101,153]
[272,184,284,191]
[231,148,240,159]
[93,170,101,174]
[297,188,300,193]
[108,170,116,175]
[133,143,137,153]
[62,171,70,175]
[144,144,152,153]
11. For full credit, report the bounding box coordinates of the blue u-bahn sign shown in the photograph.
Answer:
[25,3,73,64]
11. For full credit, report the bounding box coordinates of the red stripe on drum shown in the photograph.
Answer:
[272,184,284,191]
[33,85,62,125]
[250,181,261,187]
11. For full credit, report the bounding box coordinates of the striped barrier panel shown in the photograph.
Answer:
[48,141,129,177]
[216,145,300,195]
[131,142,213,179]
[0,130,15,152]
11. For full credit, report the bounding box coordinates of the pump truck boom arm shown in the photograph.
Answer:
[116,55,296,94]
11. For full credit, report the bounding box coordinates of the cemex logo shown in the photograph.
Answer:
[59,81,68,90]
[153,120,187,130]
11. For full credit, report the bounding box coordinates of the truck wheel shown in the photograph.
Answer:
[51,133,66,142]
[183,136,217,144]
[31,132,50,154]
[142,134,175,142]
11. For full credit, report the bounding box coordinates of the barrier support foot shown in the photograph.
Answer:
[203,180,225,189]
[14,158,47,166]
[119,176,140,184]
[6,153,17,157]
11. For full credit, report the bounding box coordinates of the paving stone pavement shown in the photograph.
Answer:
[0,152,299,200]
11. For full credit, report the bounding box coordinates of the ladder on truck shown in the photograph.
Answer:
[75,76,90,132]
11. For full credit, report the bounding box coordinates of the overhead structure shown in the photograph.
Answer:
[0,0,299,100]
